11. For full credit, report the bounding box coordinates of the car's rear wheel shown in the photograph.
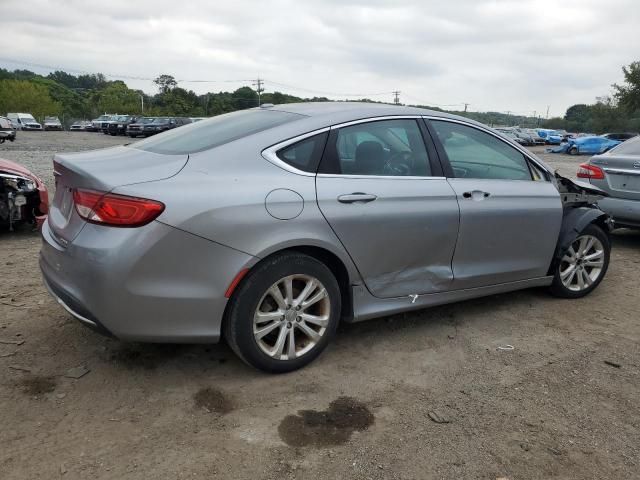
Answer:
[550,224,610,298]
[569,146,579,155]
[224,252,341,373]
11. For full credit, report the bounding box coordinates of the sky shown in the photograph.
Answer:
[1,0,638,117]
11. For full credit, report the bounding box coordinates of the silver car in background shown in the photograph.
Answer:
[578,135,640,228]
[40,103,612,372]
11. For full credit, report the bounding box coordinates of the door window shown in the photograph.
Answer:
[322,119,432,176]
[431,120,533,181]
[276,132,328,173]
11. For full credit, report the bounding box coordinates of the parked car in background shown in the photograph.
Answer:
[522,128,546,145]
[6,113,43,131]
[40,103,612,372]
[0,158,49,230]
[141,116,192,136]
[577,135,640,229]
[0,116,17,142]
[100,115,119,134]
[565,136,621,155]
[496,128,527,146]
[601,132,638,142]
[86,114,113,132]
[70,120,92,131]
[190,117,208,123]
[126,117,156,138]
[107,115,140,136]
[43,116,63,131]
[538,129,563,145]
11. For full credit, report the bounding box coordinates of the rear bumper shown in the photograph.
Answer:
[598,197,640,228]
[40,219,257,343]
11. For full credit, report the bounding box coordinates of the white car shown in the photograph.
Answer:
[6,113,42,131]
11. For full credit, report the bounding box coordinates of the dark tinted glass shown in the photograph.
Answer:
[132,110,302,155]
[277,132,328,173]
[321,119,431,176]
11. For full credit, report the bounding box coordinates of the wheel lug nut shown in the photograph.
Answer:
[287,322,292,328]
[295,306,300,311]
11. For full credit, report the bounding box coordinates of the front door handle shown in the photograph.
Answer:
[337,193,378,204]
[462,190,490,200]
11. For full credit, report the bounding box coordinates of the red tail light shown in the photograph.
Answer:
[576,163,605,180]
[73,189,164,227]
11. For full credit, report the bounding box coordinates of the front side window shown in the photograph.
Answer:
[322,119,432,176]
[431,120,532,181]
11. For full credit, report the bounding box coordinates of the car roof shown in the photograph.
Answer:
[269,101,471,123]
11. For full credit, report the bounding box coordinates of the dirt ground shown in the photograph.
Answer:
[1,132,639,480]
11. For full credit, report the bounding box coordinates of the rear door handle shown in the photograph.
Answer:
[462,190,491,199]
[337,193,378,204]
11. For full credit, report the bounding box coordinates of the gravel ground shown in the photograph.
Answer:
[1,132,639,480]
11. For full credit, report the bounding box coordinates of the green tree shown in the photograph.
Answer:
[153,74,178,94]
[91,81,141,114]
[0,79,61,119]
[613,61,640,113]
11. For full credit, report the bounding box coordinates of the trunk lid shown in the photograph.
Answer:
[48,146,187,246]
[591,150,640,201]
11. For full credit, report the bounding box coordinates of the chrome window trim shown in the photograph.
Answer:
[317,174,446,180]
[261,127,330,177]
[262,115,437,179]
[422,115,552,178]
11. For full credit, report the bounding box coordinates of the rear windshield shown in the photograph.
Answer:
[131,109,303,155]
[609,135,640,155]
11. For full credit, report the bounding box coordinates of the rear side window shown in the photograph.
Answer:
[276,132,328,173]
[608,135,640,155]
[132,109,303,155]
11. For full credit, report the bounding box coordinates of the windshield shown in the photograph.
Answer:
[151,117,170,124]
[132,109,303,155]
[45,117,60,122]
[20,115,36,122]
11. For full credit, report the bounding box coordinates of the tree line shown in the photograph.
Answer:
[0,61,638,133]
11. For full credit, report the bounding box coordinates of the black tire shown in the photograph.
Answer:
[550,224,610,298]
[569,146,579,155]
[223,252,341,373]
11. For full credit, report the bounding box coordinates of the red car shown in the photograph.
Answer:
[0,158,49,230]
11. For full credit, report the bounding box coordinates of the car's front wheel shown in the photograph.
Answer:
[550,224,610,298]
[569,146,579,155]
[224,252,341,373]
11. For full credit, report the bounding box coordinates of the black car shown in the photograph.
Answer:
[601,132,639,142]
[107,115,140,136]
[141,117,192,136]
[126,117,157,138]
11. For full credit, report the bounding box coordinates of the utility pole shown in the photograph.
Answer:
[505,111,511,126]
[139,94,144,113]
[532,111,536,127]
[252,78,264,106]
[463,103,470,113]
[392,91,401,105]
[545,105,550,119]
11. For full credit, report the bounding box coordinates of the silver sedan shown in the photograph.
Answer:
[40,103,612,372]
[578,135,640,229]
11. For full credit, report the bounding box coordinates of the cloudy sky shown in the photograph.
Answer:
[1,0,638,116]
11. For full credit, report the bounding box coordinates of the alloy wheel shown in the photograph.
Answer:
[253,274,330,360]
[559,235,605,291]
